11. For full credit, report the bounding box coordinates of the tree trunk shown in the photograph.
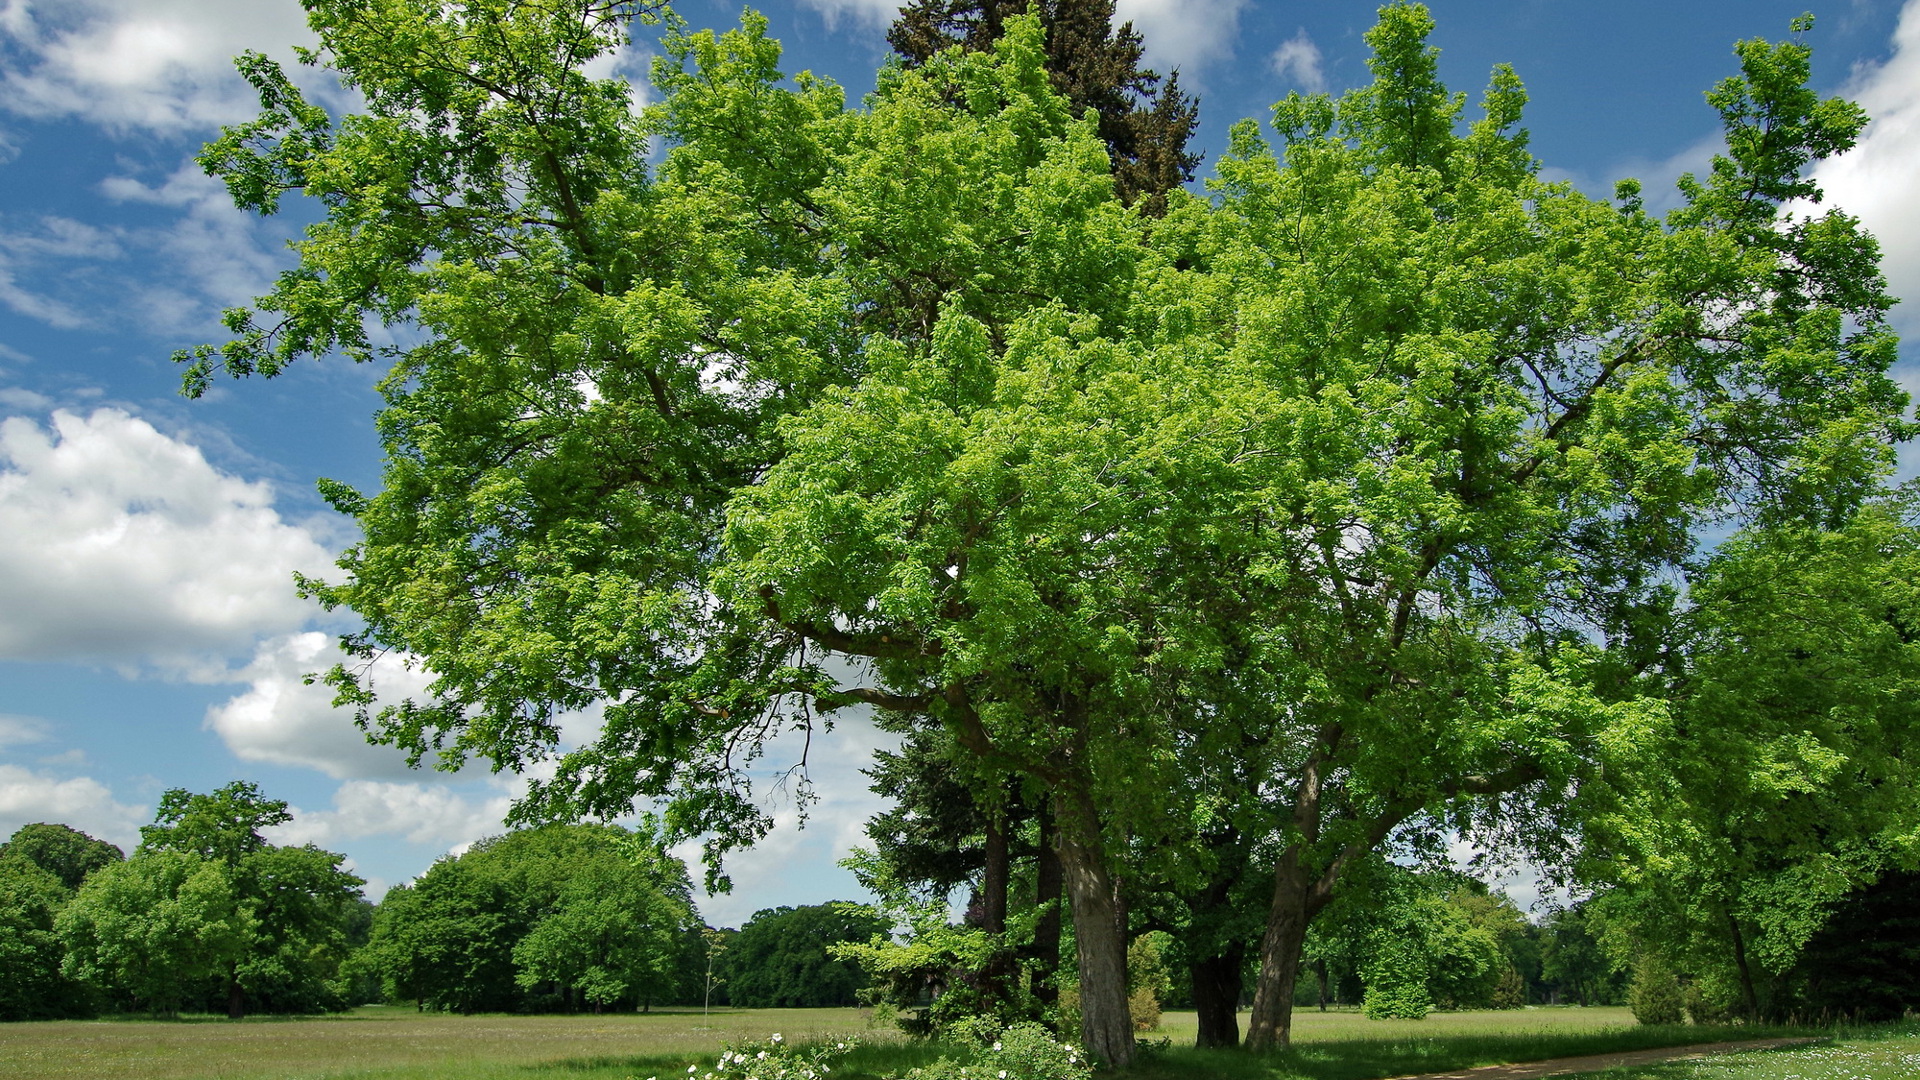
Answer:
[1314,958,1330,1011]
[1029,804,1064,1010]
[982,812,1009,935]
[1054,788,1134,1069]
[226,964,245,1020]
[1729,911,1760,1020]
[1190,943,1244,1048]
[1244,848,1312,1051]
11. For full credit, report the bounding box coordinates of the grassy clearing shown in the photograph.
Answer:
[1581,1022,1920,1080]
[0,1005,1846,1080]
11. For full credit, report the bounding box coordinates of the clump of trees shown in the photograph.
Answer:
[360,822,705,1013]
[717,903,890,1007]
[175,0,1918,1064]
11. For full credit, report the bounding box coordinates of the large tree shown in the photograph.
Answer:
[137,783,364,1017]
[189,0,1903,1064]
[888,0,1197,214]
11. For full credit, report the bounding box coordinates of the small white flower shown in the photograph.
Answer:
[771,1033,784,1044]
[758,1051,768,1060]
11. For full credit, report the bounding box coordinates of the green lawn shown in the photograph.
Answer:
[0,1005,1869,1080]
[1581,1023,1920,1080]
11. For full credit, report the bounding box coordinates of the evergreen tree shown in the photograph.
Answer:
[888,0,1197,214]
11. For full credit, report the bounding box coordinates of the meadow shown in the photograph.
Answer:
[1,1005,1887,1080]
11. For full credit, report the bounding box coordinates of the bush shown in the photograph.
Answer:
[904,1020,1091,1080]
[678,1033,854,1080]
[1128,985,1161,1030]
[1363,981,1433,1020]
[1629,954,1686,1026]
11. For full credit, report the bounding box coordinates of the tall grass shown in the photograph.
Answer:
[0,1005,1868,1080]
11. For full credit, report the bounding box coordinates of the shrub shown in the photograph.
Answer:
[903,1021,1091,1080]
[1629,954,1686,1026]
[1363,981,1433,1020]
[671,1033,854,1080]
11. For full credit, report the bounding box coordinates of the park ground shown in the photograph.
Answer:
[2,1006,1914,1080]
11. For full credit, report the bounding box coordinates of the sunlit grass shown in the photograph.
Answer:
[1580,1023,1920,1080]
[0,1004,1875,1080]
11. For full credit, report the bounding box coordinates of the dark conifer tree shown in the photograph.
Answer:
[888,0,1199,215]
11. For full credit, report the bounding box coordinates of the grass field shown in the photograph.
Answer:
[1584,1023,1920,1079]
[0,1005,1870,1080]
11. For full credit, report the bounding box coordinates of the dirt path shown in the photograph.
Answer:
[1386,1037,1827,1080]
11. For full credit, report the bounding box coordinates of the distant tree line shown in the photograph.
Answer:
[0,785,894,1021]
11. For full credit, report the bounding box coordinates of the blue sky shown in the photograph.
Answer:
[2,0,1917,927]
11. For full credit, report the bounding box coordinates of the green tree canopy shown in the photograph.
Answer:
[721,903,890,1007]
[189,0,1906,1063]
[363,823,701,1013]
[57,850,249,1017]
[1,823,124,892]
[131,783,363,1017]
[888,0,1198,214]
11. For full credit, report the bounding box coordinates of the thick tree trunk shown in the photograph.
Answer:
[1191,943,1244,1048]
[226,965,245,1020]
[1244,849,1312,1051]
[1029,804,1064,1010]
[1054,788,1134,1069]
[982,812,1009,934]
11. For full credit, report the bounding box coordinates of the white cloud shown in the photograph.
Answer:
[0,712,49,748]
[0,407,333,667]
[0,161,288,339]
[270,779,514,850]
[0,763,145,848]
[675,712,897,927]
[797,0,902,31]
[1114,0,1247,81]
[0,0,313,134]
[1269,29,1327,95]
[206,632,444,780]
[1814,0,1920,334]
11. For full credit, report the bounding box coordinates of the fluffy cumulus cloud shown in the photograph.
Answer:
[0,764,146,848]
[0,0,313,134]
[1114,0,1247,81]
[270,779,516,850]
[1269,29,1327,95]
[206,633,444,780]
[0,407,333,667]
[1814,0,1920,334]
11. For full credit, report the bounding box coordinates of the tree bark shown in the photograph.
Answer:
[1190,942,1244,1048]
[1314,958,1330,1011]
[1054,787,1134,1069]
[1729,911,1760,1020]
[1028,804,1064,1010]
[226,965,245,1020]
[1244,847,1312,1050]
[982,812,1009,935]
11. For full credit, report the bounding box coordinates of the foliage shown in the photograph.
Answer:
[135,783,364,1017]
[1590,498,1920,1019]
[1786,870,1920,1021]
[189,0,1910,1061]
[364,823,700,1013]
[1629,953,1687,1026]
[57,850,250,1016]
[887,0,1197,215]
[1,822,124,891]
[1538,903,1626,1006]
[904,1019,1092,1080]
[0,852,98,1020]
[721,903,891,1008]
[677,1032,854,1080]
